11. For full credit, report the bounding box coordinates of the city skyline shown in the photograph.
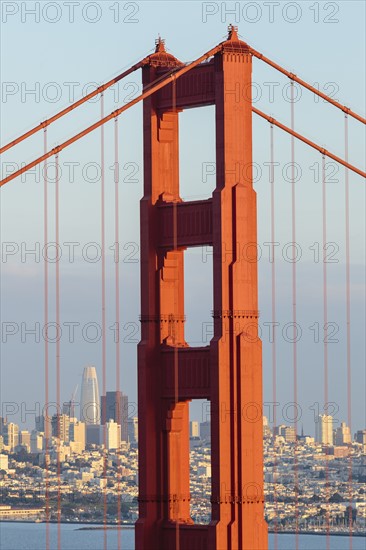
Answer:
[1,407,365,533]
[1,397,365,445]
[1,354,365,436]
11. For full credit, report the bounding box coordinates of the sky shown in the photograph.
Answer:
[0,1,365,435]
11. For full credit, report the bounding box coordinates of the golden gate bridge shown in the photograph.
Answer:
[1,24,365,550]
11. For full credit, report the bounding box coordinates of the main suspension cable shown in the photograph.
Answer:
[2,100,364,189]
[0,44,222,187]
[3,42,364,158]
[0,60,148,155]
[250,48,366,125]
[252,108,366,179]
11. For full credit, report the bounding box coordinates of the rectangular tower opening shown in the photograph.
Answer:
[179,106,215,201]
[184,247,213,347]
[189,399,211,524]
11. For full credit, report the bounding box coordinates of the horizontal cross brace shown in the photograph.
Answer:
[158,199,213,249]
[161,345,211,400]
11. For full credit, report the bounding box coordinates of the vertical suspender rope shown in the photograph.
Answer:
[114,115,122,550]
[55,152,61,550]
[344,115,353,549]
[322,154,330,550]
[43,126,50,550]
[270,123,278,550]
[171,73,180,550]
[290,81,299,549]
[172,74,178,406]
[100,92,108,550]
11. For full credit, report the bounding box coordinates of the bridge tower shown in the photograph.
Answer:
[136,26,268,550]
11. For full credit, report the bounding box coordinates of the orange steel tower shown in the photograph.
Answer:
[136,26,268,549]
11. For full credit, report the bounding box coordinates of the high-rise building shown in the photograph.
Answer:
[100,391,128,442]
[69,420,86,453]
[63,401,74,418]
[51,414,70,443]
[35,414,52,438]
[315,414,333,445]
[4,422,19,451]
[275,425,295,442]
[0,417,7,436]
[80,366,100,425]
[200,421,211,442]
[263,416,272,439]
[128,417,138,444]
[30,431,44,453]
[190,421,200,438]
[86,424,101,446]
[105,419,121,450]
[275,425,296,443]
[355,430,366,445]
[284,427,296,443]
[19,431,31,451]
[335,422,351,446]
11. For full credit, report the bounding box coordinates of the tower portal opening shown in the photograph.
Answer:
[184,246,213,347]
[189,399,211,524]
[179,106,215,201]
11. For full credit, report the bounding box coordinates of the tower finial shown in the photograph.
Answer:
[227,24,239,41]
[155,35,166,53]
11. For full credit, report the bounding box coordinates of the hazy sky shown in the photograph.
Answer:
[1,1,365,435]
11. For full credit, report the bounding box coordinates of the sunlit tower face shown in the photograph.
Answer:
[80,366,100,425]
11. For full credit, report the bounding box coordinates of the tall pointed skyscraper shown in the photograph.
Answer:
[80,366,100,425]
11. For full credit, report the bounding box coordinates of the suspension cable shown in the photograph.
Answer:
[171,73,181,550]
[43,126,50,550]
[344,114,353,548]
[100,92,108,550]
[250,48,366,125]
[114,115,122,550]
[290,82,299,550]
[322,153,330,550]
[0,60,148,155]
[3,42,364,157]
[2,100,364,189]
[55,152,61,550]
[270,122,278,550]
[252,108,366,179]
[0,44,222,187]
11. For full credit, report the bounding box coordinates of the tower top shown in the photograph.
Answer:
[146,36,183,68]
[222,24,250,53]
